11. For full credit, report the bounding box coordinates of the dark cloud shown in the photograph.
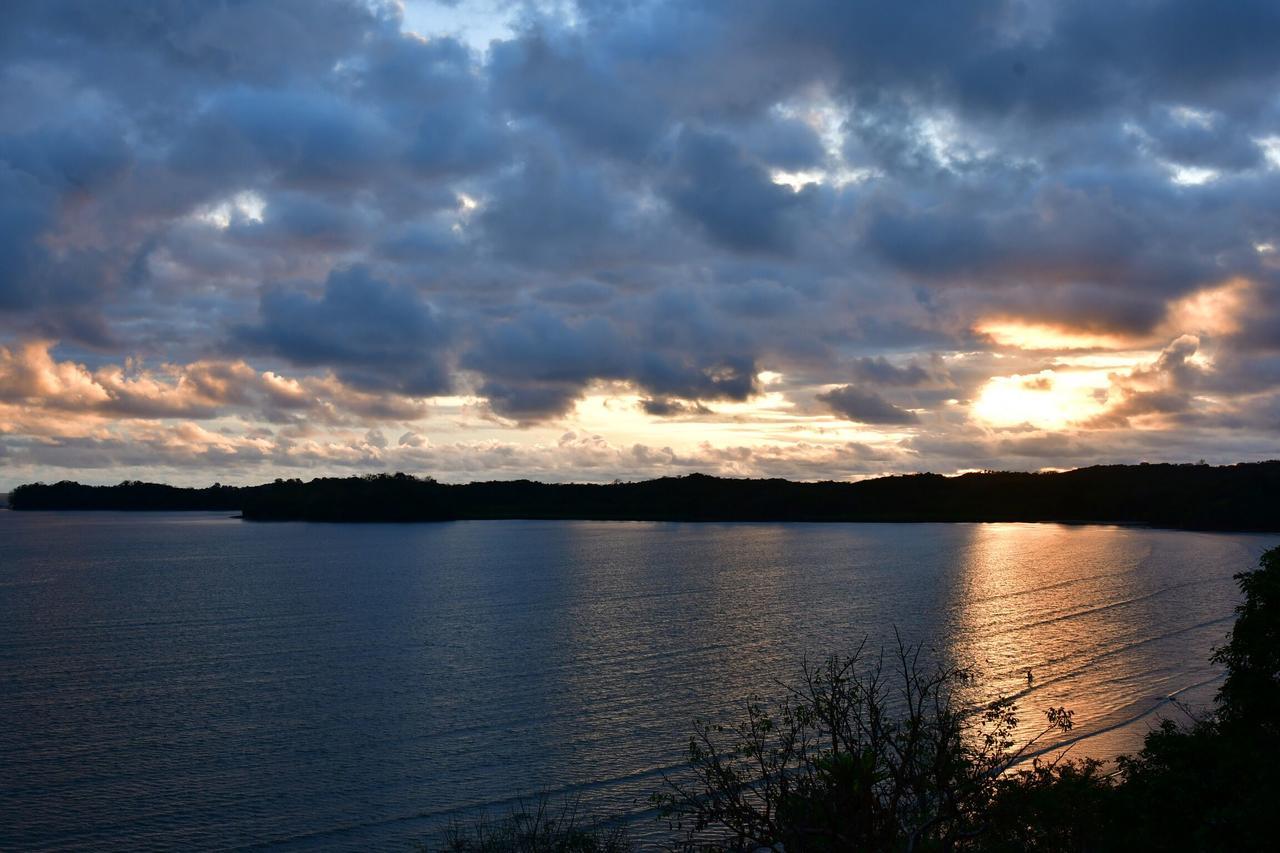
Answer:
[997,434,1091,459]
[1137,108,1265,173]
[0,166,55,310]
[477,379,584,421]
[171,88,398,189]
[1085,334,1205,427]
[847,357,933,387]
[0,115,133,194]
[227,192,375,251]
[663,127,808,253]
[1,0,384,90]
[714,280,802,319]
[463,303,761,420]
[817,386,920,425]
[862,180,1217,301]
[639,398,712,417]
[735,116,827,171]
[236,265,453,396]
[477,141,644,268]
[489,26,667,160]
[361,32,508,179]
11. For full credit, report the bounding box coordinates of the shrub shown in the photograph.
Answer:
[653,636,1075,852]
[1100,545,1280,851]
[980,757,1114,852]
[424,797,630,853]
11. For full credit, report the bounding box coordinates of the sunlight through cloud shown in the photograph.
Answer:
[973,369,1111,430]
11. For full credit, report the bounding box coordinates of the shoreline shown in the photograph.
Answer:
[8,507,1278,535]
[9,463,1279,532]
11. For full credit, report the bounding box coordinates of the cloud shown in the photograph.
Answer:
[639,397,711,417]
[489,25,667,160]
[1083,334,1206,427]
[463,309,629,419]
[362,32,508,178]
[462,296,763,421]
[817,386,920,425]
[846,356,934,387]
[477,140,648,268]
[236,265,453,396]
[663,127,808,253]
[2,0,1280,483]
[172,88,399,189]
[0,339,429,430]
[0,165,56,310]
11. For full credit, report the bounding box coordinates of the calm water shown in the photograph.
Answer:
[0,513,1273,851]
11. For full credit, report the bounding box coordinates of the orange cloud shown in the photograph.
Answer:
[1162,278,1252,338]
[0,340,431,432]
[973,320,1135,351]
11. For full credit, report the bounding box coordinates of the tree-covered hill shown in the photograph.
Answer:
[8,461,1279,531]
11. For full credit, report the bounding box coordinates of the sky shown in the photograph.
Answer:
[2,0,1280,489]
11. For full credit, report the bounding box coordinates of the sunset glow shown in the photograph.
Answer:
[5,6,1280,852]
[973,370,1112,430]
[974,321,1135,352]
[1165,279,1252,338]
[1,0,1277,489]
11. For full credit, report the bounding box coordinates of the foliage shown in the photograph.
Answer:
[1212,546,1280,733]
[979,757,1114,852]
[424,797,629,853]
[7,479,245,511]
[653,638,1074,852]
[1096,544,1280,851]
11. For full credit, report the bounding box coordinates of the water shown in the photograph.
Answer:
[0,513,1273,850]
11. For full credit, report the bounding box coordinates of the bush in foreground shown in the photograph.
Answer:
[424,797,629,853]
[1093,545,1280,851]
[653,639,1073,851]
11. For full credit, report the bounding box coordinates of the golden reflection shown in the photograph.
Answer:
[946,523,1183,764]
[947,523,1106,758]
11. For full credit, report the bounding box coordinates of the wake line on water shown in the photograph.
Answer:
[962,569,1129,607]
[238,667,1235,851]
[225,762,683,851]
[993,613,1235,707]
[1016,672,1226,767]
[960,575,1229,641]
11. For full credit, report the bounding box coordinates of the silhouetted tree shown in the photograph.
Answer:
[654,638,1075,851]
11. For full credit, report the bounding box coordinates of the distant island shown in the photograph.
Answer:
[7,461,1279,531]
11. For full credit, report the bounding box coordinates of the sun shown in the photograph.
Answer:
[972,369,1111,430]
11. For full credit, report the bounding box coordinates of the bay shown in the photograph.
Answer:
[0,512,1272,850]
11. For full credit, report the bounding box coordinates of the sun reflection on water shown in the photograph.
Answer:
[949,524,1171,760]
[945,524,1255,764]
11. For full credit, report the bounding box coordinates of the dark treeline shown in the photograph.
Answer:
[9,461,1280,531]
[7,480,245,511]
